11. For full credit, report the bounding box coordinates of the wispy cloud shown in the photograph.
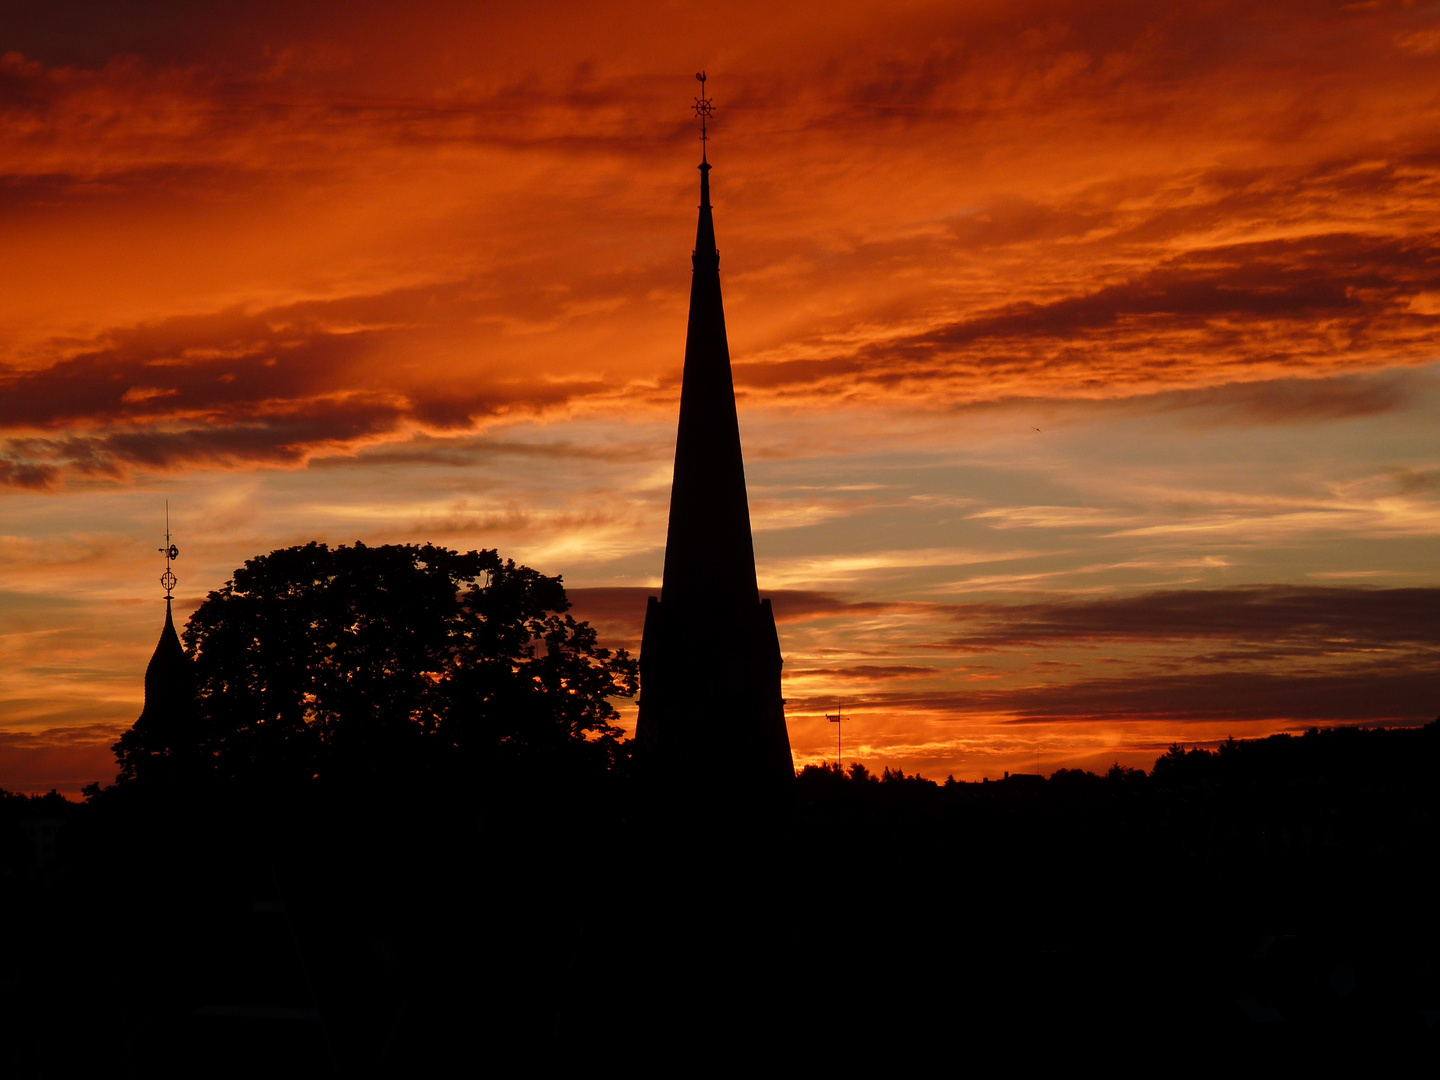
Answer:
[941,585,1440,653]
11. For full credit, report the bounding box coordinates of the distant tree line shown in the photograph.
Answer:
[789,722,1439,854]
[12,717,1438,878]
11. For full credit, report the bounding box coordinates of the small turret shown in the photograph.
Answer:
[114,503,198,784]
[141,595,192,724]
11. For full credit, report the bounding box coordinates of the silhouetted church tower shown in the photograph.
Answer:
[636,76,795,793]
[143,507,192,722]
[141,595,191,727]
[116,506,196,782]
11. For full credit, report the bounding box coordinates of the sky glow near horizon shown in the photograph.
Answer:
[2,0,1439,793]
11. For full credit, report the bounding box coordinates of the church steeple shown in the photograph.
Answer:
[115,504,197,784]
[146,501,189,699]
[636,77,794,797]
[659,83,758,614]
[144,595,188,707]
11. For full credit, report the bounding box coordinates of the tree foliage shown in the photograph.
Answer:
[115,542,637,789]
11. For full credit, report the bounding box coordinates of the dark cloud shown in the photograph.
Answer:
[996,667,1440,724]
[944,196,1107,251]
[1393,467,1440,495]
[737,231,1440,396]
[0,399,408,483]
[768,590,905,622]
[0,279,493,429]
[3,0,1424,190]
[816,665,1439,726]
[755,585,1440,726]
[10,270,1415,490]
[1,304,385,429]
[944,585,1440,654]
[0,458,60,490]
[791,1,1424,133]
[407,384,598,430]
[331,432,667,469]
[0,282,621,487]
[927,232,1434,340]
[1143,369,1426,424]
[4,4,1438,446]
[797,664,937,680]
[564,586,912,650]
[574,586,1438,661]
[0,38,691,187]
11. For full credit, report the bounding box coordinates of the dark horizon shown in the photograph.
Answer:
[6,710,1437,1068]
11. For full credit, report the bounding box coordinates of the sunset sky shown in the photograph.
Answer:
[3,0,1439,794]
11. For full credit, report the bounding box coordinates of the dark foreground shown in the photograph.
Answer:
[4,723,1438,1073]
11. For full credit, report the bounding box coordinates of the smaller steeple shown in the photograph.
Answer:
[115,503,197,783]
[147,501,188,698]
[144,594,188,707]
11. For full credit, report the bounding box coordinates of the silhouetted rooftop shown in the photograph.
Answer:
[141,597,192,722]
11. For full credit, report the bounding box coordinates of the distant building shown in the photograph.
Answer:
[1001,771,1045,785]
[636,106,795,795]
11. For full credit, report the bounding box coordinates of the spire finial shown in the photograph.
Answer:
[158,500,179,600]
[693,71,713,164]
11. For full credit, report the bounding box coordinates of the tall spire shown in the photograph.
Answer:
[661,72,756,611]
[636,78,794,799]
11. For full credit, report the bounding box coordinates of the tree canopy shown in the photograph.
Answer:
[114,542,637,789]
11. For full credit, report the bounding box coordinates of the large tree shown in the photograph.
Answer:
[114,542,636,788]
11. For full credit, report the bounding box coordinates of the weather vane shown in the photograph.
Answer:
[693,71,714,161]
[158,500,179,599]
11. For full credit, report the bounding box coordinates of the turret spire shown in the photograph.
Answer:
[115,502,196,784]
[151,501,184,659]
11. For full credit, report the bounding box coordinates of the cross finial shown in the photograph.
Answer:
[158,499,179,599]
[693,71,713,163]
